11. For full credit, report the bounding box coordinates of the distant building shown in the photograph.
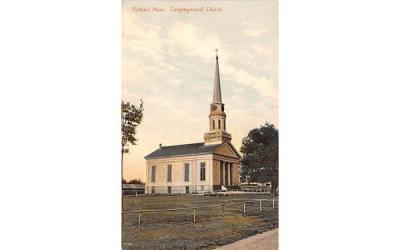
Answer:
[145,52,241,194]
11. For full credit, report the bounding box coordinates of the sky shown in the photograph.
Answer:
[122,0,278,181]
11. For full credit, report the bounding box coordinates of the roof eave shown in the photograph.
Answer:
[145,152,214,160]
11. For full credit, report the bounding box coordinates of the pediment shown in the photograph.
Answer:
[214,142,241,159]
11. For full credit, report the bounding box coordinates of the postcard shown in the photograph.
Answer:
[122,0,278,249]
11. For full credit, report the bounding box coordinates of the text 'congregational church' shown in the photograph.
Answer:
[144,52,241,194]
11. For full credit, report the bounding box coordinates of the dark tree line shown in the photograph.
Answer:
[240,122,279,195]
[122,179,145,185]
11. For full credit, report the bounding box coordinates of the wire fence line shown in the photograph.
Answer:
[123,198,274,214]
[122,198,278,228]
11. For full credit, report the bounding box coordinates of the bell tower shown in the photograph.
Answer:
[204,50,232,144]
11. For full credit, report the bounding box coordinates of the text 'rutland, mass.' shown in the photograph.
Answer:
[132,6,223,14]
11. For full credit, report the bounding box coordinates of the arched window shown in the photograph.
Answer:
[212,120,215,129]
[218,119,221,129]
[224,119,226,130]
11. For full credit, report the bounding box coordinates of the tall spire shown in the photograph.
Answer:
[212,49,222,104]
[205,49,231,144]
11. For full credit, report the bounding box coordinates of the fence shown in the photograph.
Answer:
[144,185,272,194]
[122,189,145,196]
[146,185,214,194]
[240,186,271,193]
[122,198,278,229]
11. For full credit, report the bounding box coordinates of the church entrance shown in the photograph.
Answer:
[219,161,233,187]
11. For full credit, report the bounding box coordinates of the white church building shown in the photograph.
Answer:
[144,52,241,194]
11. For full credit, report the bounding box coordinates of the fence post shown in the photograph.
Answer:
[221,204,224,217]
[243,202,246,214]
[138,212,142,229]
[272,198,275,209]
[259,200,262,212]
[193,209,196,223]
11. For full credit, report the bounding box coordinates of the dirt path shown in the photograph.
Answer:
[215,229,278,250]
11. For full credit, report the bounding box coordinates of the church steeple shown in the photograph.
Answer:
[204,50,232,144]
[212,49,222,104]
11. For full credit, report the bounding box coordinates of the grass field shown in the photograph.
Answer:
[122,193,278,249]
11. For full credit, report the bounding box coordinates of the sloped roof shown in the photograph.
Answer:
[145,142,222,159]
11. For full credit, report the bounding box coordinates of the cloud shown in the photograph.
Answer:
[167,22,225,62]
[243,27,269,38]
[223,64,278,103]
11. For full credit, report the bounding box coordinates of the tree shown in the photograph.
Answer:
[121,100,144,176]
[240,122,279,195]
[128,179,144,185]
[121,100,144,157]
[121,100,143,213]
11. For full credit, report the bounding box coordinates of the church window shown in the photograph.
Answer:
[212,120,215,129]
[151,165,156,182]
[224,119,226,130]
[151,186,155,193]
[184,163,189,181]
[167,165,172,182]
[168,186,171,194]
[200,162,206,181]
[185,186,189,193]
[218,119,221,129]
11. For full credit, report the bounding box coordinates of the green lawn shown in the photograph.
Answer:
[122,193,278,249]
